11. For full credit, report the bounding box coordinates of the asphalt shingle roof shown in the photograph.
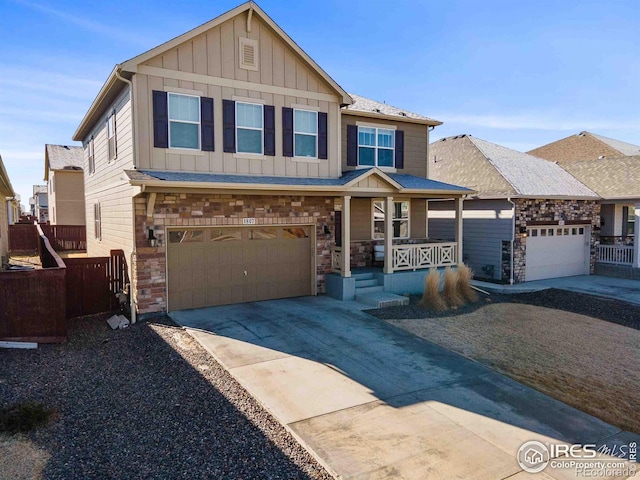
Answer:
[587,132,640,156]
[125,169,470,193]
[561,155,640,200]
[46,144,84,170]
[430,135,598,198]
[343,94,440,124]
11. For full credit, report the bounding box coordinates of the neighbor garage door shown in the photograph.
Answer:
[525,225,589,281]
[167,226,313,310]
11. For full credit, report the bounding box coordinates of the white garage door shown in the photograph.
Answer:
[526,225,589,281]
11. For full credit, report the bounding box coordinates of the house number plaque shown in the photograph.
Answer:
[243,218,256,225]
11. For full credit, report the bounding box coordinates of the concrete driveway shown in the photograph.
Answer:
[170,296,639,479]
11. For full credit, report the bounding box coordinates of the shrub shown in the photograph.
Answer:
[0,401,56,434]
[420,268,447,311]
[443,267,465,308]
[457,264,479,303]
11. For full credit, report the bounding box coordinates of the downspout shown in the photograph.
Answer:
[507,197,515,285]
[115,67,138,324]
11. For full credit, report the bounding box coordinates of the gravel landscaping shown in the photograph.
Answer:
[368,289,640,434]
[0,315,331,480]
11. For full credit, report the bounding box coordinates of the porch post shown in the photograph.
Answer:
[634,202,640,268]
[384,196,394,274]
[454,196,464,266]
[341,195,351,278]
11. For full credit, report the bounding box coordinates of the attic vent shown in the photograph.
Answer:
[399,112,407,116]
[373,108,381,113]
[239,37,259,71]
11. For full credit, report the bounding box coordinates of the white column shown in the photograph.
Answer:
[384,196,394,274]
[454,197,464,266]
[341,196,351,278]
[633,202,640,268]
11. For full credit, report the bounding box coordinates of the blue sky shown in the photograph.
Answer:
[1,0,639,206]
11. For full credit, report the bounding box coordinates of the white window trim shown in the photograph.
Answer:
[371,199,410,240]
[293,108,318,159]
[107,112,117,162]
[87,137,95,175]
[167,92,201,151]
[235,101,264,155]
[94,203,102,241]
[357,126,396,169]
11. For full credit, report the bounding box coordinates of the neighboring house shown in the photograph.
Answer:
[561,156,640,269]
[72,2,471,315]
[45,144,86,225]
[7,194,20,225]
[30,185,48,223]
[0,154,16,263]
[428,135,600,283]
[528,131,640,164]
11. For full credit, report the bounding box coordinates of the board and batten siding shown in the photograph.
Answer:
[83,86,136,258]
[133,14,342,178]
[49,171,86,225]
[428,199,513,280]
[341,114,429,178]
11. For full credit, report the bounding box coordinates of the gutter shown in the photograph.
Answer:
[507,197,515,285]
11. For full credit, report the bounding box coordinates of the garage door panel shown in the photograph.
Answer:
[526,226,588,281]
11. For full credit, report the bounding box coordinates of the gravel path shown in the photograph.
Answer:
[367,288,640,330]
[0,316,332,480]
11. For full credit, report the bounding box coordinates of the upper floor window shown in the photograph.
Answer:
[107,111,117,161]
[294,109,318,158]
[359,126,394,167]
[236,102,263,154]
[87,137,95,174]
[168,93,200,150]
[50,176,55,194]
[373,200,409,239]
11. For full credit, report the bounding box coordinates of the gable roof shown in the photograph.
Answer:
[342,94,441,126]
[0,154,15,198]
[45,144,84,180]
[74,2,351,141]
[561,156,640,200]
[527,131,640,164]
[33,185,47,195]
[430,135,598,199]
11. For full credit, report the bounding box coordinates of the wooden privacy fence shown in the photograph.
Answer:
[65,250,129,318]
[9,224,86,252]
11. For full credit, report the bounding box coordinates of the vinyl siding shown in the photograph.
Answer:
[0,199,8,259]
[428,199,513,280]
[341,114,429,178]
[134,14,342,178]
[83,86,136,258]
[49,171,86,225]
[351,198,372,240]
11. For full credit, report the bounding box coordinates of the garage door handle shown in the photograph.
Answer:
[244,270,248,276]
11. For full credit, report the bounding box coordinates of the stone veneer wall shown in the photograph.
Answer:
[512,199,600,283]
[349,238,430,268]
[133,193,336,314]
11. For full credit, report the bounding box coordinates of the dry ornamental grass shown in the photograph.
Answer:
[420,268,447,311]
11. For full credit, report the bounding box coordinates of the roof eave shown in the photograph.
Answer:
[73,66,121,141]
[341,109,442,126]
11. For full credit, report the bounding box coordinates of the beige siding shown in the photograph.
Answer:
[341,114,429,178]
[82,86,136,258]
[49,171,86,225]
[351,198,372,240]
[410,199,427,238]
[0,198,8,259]
[134,15,342,178]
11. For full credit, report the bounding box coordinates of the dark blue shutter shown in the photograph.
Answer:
[282,107,293,157]
[395,130,404,169]
[264,105,275,156]
[152,91,168,148]
[318,112,328,159]
[346,124,358,166]
[222,99,236,153]
[200,97,214,152]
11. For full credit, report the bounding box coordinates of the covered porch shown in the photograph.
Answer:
[597,200,639,269]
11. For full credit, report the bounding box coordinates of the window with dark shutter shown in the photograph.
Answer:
[223,99,236,153]
[395,130,404,169]
[346,124,358,166]
[200,97,215,152]
[264,105,275,156]
[318,112,328,159]
[282,107,293,157]
[152,91,169,148]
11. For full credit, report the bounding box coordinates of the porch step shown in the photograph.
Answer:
[354,285,384,294]
[352,272,375,281]
[356,291,410,308]
[355,279,380,288]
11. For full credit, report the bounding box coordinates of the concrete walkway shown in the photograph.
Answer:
[474,274,640,305]
[170,297,639,479]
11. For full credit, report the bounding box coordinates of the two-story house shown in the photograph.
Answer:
[0,154,16,263]
[73,2,471,316]
[30,185,48,223]
[44,144,86,225]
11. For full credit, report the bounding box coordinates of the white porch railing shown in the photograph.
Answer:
[597,245,634,266]
[331,246,342,273]
[392,242,458,271]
